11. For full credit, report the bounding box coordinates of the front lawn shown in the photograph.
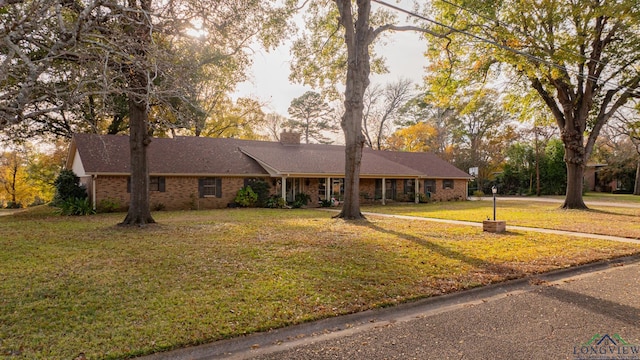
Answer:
[363,200,640,239]
[1,206,639,359]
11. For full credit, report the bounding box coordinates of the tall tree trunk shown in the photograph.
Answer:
[563,161,586,208]
[334,0,371,220]
[119,0,155,226]
[120,97,155,225]
[634,159,640,196]
[561,135,587,209]
[535,127,541,196]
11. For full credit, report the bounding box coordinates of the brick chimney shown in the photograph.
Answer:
[280,130,301,145]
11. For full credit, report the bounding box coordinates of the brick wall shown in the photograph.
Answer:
[360,179,377,203]
[427,179,467,202]
[93,175,468,211]
[95,175,251,211]
[305,178,321,207]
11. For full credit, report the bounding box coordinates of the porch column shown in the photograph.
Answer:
[92,175,97,210]
[326,177,331,200]
[466,179,469,200]
[281,176,287,201]
[382,178,386,205]
[415,177,420,204]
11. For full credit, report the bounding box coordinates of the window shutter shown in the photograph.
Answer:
[198,178,204,198]
[158,177,166,192]
[244,178,249,187]
[127,177,131,193]
[216,178,222,198]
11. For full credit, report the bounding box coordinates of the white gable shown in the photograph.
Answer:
[71,149,86,176]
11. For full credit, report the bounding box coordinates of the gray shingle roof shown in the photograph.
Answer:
[70,133,472,179]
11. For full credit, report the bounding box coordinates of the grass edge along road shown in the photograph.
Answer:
[1,205,639,359]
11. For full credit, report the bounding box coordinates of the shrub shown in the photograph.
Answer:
[473,190,485,198]
[57,197,95,216]
[247,180,271,207]
[418,193,431,203]
[152,202,166,211]
[188,193,198,210]
[5,201,22,209]
[234,186,258,207]
[320,199,332,207]
[291,192,311,208]
[53,170,87,206]
[98,198,123,213]
[29,196,45,207]
[265,195,286,209]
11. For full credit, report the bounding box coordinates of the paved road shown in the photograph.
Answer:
[142,256,640,360]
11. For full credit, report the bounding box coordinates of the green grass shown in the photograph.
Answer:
[583,192,640,203]
[1,206,639,359]
[363,199,640,239]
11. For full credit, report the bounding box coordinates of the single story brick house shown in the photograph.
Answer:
[66,132,472,211]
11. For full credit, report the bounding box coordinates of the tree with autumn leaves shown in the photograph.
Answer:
[424,0,640,208]
[0,143,66,208]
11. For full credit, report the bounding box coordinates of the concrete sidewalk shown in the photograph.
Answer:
[142,256,640,360]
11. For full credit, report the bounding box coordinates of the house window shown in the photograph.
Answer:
[149,176,166,192]
[403,179,415,195]
[244,178,265,187]
[424,179,436,194]
[127,176,165,193]
[443,179,454,189]
[199,178,222,198]
[375,179,396,200]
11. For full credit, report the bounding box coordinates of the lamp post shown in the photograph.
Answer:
[492,186,497,221]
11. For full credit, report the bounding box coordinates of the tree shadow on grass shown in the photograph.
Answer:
[354,220,528,281]
[580,208,639,217]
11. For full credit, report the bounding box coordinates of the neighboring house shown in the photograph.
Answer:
[584,163,609,192]
[66,131,472,211]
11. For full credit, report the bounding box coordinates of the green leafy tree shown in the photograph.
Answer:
[426,0,640,209]
[287,91,337,144]
[500,138,567,195]
[450,90,516,190]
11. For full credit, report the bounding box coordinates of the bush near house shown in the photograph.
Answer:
[234,186,259,207]
[52,169,87,206]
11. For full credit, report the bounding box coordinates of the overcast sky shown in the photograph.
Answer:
[234,29,429,116]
